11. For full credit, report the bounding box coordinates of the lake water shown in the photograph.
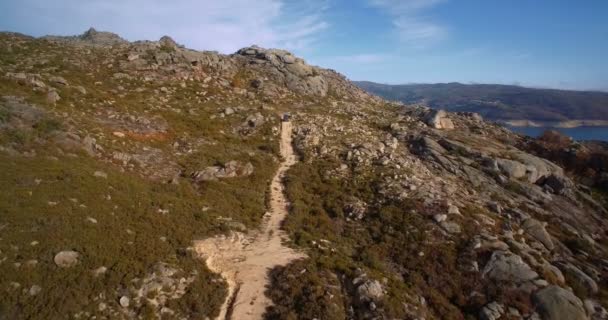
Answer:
[507,126,608,142]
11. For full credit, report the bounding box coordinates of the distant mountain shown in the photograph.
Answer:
[355,81,608,124]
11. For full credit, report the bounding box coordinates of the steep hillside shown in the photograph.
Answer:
[0,29,607,320]
[356,81,608,124]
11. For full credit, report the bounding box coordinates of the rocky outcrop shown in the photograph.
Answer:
[43,27,128,46]
[236,46,329,97]
[192,161,254,182]
[424,109,455,130]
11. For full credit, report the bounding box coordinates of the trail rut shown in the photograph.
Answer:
[195,121,305,320]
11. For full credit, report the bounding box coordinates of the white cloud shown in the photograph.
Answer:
[368,0,447,45]
[7,0,330,54]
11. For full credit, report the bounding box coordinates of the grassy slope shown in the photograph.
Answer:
[0,34,280,318]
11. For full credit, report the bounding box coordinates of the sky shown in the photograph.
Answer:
[1,0,607,91]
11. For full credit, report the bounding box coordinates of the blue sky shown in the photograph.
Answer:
[1,0,607,91]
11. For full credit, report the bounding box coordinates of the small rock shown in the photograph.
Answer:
[75,86,87,94]
[433,214,447,223]
[119,296,130,308]
[113,131,125,138]
[29,285,42,296]
[448,205,460,215]
[93,266,108,277]
[49,76,69,86]
[357,279,384,302]
[93,171,108,179]
[439,221,461,234]
[487,201,502,214]
[223,107,235,115]
[47,90,60,104]
[54,250,80,268]
[480,301,504,320]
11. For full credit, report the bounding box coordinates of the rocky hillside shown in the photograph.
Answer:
[355,81,608,124]
[0,29,607,320]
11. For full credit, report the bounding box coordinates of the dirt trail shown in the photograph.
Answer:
[195,121,305,320]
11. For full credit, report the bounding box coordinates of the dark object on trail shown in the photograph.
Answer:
[282,113,291,122]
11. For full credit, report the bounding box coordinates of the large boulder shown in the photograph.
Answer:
[496,158,528,180]
[534,286,588,320]
[514,153,563,182]
[482,251,538,283]
[495,153,564,183]
[557,262,599,295]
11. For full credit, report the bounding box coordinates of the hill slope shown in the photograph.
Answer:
[356,81,608,124]
[0,30,607,320]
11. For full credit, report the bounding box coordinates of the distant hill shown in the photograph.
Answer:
[355,81,608,124]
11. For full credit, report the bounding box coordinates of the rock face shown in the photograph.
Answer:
[424,109,454,130]
[191,161,254,182]
[534,286,589,320]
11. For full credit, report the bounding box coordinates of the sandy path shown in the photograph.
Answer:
[195,121,305,320]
